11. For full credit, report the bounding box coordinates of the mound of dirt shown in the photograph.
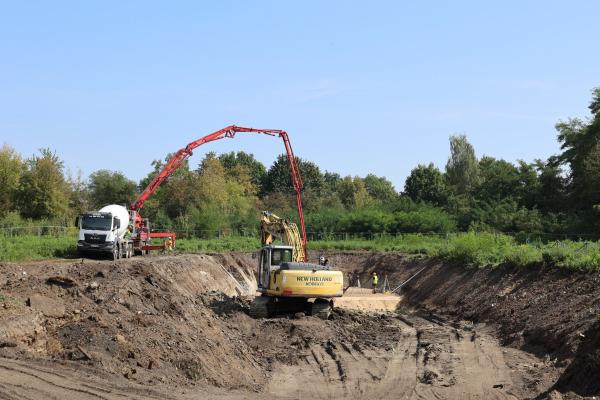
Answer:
[0,254,411,399]
[0,253,265,390]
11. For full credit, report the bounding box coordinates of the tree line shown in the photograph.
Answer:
[1,88,599,238]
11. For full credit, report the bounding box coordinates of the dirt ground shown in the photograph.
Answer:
[0,252,598,399]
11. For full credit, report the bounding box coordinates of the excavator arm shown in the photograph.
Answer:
[260,211,305,262]
[130,125,308,260]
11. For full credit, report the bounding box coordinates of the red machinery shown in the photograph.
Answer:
[129,125,307,260]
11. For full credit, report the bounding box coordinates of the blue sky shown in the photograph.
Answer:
[1,1,598,190]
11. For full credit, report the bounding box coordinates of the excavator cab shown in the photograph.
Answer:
[258,245,294,290]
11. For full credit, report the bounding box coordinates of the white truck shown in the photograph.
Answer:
[76,204,135,259]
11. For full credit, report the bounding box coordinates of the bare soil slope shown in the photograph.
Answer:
[0,252,596,399]
[321,251,600,398]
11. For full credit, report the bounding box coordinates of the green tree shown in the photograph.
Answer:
[194,154,259,231]
[323,172,342,192]
[404,163,447,205]
[336,176,374,209]
[0,145,24,215]
[66,169,90,215]
[194,154,230,230]
[88,170,138,209]
[552,88,600,210]
[363,174,398,204]
[475,157,520,202]
[445,134,479,195]
[533,160,567,213]
[19,148,70,219]
[263,154,324,194]
[515,161,540,209]
[218,151,266,189]
[161,162,197,219]
[136,155,197,224]
[352,177,373,208]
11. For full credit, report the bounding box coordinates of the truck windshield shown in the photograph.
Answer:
[81,215,112,231]
[271,248,293,266]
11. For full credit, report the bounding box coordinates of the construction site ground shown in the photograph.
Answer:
[0,252,598,399]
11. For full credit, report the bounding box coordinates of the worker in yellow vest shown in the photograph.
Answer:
[166,237,173,254]
[372,271,379,292]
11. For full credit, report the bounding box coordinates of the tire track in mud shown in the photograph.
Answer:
[266,311,543,400]
[0,358,174,400]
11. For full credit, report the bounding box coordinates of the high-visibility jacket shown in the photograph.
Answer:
[373,274,379,285]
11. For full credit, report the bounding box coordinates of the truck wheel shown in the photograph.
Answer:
[311,299,332,319]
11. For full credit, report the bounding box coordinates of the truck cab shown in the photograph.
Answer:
[77,212,123,258]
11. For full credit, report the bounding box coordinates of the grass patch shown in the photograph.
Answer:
[0,235,77,262]
[3,232,600,271]
[315,233,600,271]
[177,236,260,252]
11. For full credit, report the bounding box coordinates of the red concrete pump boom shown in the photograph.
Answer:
[130,125,307,260]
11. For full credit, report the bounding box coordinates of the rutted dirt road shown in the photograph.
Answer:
[265,311,558,400]
[0,253,597,399]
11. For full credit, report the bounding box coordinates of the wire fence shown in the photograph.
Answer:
[2,224,600,243]
[0,226,78,237]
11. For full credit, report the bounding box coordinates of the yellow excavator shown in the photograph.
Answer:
[249,212,344,319]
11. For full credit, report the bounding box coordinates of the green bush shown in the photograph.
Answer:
[390,208,456,234]
[540,241,600,270]
[505,244,542,266]
[541,244,572,265]
[304,205,456,235]
[343,209,392,233]
[436,232,513,267]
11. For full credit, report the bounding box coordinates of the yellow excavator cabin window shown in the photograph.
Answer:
[271,248,293,266]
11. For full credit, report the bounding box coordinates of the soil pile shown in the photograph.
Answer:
[0,254,411,399]
[0,254,264,391]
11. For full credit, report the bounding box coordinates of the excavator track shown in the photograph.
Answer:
[311,299,332,319]
[249,296,272,318]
